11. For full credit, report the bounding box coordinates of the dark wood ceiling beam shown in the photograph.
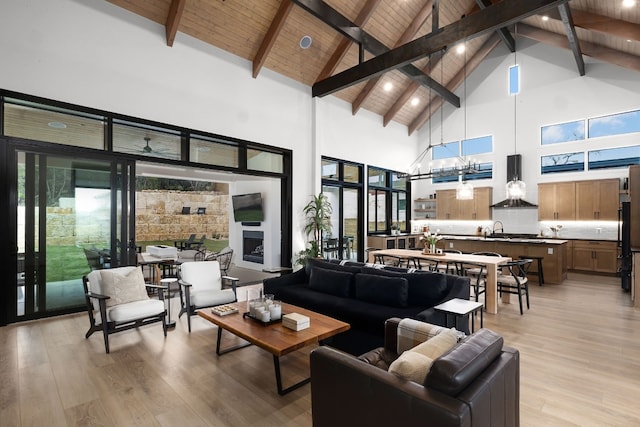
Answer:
[165,0,187,47]
[293,0,458,107]
[313,0,569,98]
[352,0,434,115]
[408,33,502,136]
[518,23,640,73]
[476,0,515,52]
[558,3,585,76]
[544,8,640,42]
[316,0,381,82]
[252,0,294,78]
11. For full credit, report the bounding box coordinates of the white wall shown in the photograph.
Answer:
[0,0,418,263]
[414,38,640,239]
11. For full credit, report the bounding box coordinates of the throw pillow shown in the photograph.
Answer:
[388,351,434,384]
[361,267,447,306]
[388,328,459,384]
[309,266,355,297]
[354,273,408,307]
[396,318,449,354]
[100,267,148,307]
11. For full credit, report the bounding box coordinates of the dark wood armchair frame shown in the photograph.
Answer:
[82,276,168,353]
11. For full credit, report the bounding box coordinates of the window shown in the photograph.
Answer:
[588,146,640,170]
[509,64,520,95]
[461,135,492,156]
[368,167,386,187]
[368,189,387,233]
[465,162,493,180]
[3,98,105,149]
[541,152,584,174]
[113,120,181,160]
[190,135,239,168]
[247,148,283,173]
[367,166,408,233]
[322,159,339,180]
[432,141,459,160]
[589,110,640,138]
[541,120,585,145]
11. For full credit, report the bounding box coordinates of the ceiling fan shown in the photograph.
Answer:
[142,137,153,153]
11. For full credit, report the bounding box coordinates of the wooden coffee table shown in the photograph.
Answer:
[198,302,350,395]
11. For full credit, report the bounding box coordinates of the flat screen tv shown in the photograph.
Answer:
[231,193,264,222]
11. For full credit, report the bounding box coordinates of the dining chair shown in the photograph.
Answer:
[497,258,532,315]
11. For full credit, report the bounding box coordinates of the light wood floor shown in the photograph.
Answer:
[1,273,639,426]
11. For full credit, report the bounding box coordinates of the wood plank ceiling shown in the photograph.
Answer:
[105,0,640,135]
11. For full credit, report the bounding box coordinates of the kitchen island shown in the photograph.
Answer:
[438,235,568,284]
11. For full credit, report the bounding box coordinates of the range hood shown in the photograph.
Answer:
[491,155,538,209]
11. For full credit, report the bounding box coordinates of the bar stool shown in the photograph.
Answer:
[519,255,544,285]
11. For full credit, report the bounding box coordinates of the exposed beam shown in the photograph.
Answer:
[165,0,187,47]
[476,0,515,52]
[408,33,502,136]
[352,0,434,115]
[518,23,640,73]
[544,8,640,43]
[313,0,568,98]
[316,0,381,82]
[293,0,459,107]
[558,3,585,76]
[252,0,294,78]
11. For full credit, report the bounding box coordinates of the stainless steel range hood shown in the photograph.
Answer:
[491,154,538,209]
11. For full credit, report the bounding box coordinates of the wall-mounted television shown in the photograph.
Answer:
[231,193,264,222]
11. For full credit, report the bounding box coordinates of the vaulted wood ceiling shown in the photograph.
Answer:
[106,0,640,135]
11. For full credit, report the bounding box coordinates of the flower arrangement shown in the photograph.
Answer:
[420,230,442,246]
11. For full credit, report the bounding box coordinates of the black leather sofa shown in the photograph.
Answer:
[311,318,520,427]
[263,259,470,355]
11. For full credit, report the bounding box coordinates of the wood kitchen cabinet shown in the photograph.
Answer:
[436,187,492,220]
[571,240,618,273]
[575,179,619,220]
[538,182,576,221]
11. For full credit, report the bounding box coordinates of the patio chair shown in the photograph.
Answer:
[206,247,234,275]
[178,260,238,332]
[82,266,167,353]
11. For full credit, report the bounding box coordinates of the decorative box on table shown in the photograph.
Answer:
[283,313,310,331]
[147,245,178,258]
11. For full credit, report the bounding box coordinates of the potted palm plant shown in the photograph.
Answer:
[294,193,333,266]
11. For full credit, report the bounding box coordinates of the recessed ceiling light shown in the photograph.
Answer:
[48,121,67,129]
[622,0,636,8]
[411,97,420,106]
[541,15,549,21]
[456,43,466,54]
[300,35,312,49]
[383,82,393,92]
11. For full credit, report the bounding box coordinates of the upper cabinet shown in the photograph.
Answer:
[538,182,576,221]
[575,179,619,221]
[436,187,492,220]
[539,179,620,221]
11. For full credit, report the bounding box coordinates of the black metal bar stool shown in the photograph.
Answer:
[519,255,544,285]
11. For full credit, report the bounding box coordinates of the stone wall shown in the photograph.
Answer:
[135,190,229,242]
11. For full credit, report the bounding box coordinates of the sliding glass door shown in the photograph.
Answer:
[12,145,135,320]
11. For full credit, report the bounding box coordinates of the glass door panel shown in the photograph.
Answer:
[322,185,340,259]
[16,150,131,318]
[343,188,358,260]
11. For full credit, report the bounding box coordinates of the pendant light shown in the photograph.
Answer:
[457,41,474,200]
[506,24,526,200]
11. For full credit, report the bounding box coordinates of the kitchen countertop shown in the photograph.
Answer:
[441,235,568,245]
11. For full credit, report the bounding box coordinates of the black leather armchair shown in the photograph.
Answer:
[310,318,519,427]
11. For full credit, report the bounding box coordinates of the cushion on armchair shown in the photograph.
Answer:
[99,267,148,307]
[388,328,458,384]
[396,318,450,353]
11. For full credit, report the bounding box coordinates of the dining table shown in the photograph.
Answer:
[369,249,512,314]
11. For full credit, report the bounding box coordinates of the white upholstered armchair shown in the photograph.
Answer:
[177,260,239,332]
[83,266,168,353]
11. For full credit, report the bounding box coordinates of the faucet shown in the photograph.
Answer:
[492,221,504,235]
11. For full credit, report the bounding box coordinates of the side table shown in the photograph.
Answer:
[434,298,484,333]
[160,278,178,329]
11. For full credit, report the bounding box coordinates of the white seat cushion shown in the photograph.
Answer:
[497,275,528,286]
[107,299,165,323]
[180,261,222,292]
[191,288,236,308]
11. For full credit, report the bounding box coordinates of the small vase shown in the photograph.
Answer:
[429,244,436,254]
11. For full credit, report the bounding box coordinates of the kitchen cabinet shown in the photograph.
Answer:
[575,179,619,220]
[367,234,422,252]
[571,240,618,273]
[436,187,492,220]
[629,165,640,248]
[538,182,576,221]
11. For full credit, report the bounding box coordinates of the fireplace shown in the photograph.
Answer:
[243,230,264,264]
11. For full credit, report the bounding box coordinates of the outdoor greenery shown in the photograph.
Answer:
[45,239,229,282]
